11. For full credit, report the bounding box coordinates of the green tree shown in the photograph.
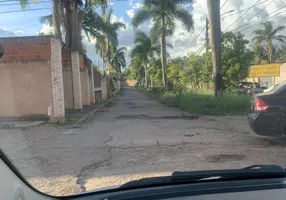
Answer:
[130,55,146,86]
[131,31,160,87]
[222,32,254,90]
[147,58,162,88]
[21,0,108,52]
[253,21,286,63]
[111,47,126,74]
[132,0,194,88]
[253,40,268,64]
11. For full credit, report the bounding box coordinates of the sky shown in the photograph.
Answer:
[1,0,286,69]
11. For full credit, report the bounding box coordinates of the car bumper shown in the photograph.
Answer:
[248,112,283,137]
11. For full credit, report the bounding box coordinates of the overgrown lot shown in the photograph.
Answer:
[139,88,251,116]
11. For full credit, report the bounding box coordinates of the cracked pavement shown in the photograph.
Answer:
[2,87,286,196]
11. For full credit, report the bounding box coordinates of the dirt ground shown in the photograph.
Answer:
[2,87,286,196]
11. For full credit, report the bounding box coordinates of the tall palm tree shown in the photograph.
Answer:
[104,8,126,63]
[111,47,126,74]
[132,0,194,88]
[253,21,286,63]
[131,31,160,87]
[19,0,95,52]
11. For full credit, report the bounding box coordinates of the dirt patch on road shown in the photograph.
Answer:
[117,114,198,120]
[206,154,246,163]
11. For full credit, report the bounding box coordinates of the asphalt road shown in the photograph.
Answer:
[2,87,286,196]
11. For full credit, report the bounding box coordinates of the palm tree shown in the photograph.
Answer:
[253,21,286,63]
[104,8,126,63]
[111,47,126,74]
[20,0,95,52]
[132,0,194,88]
[131,31,160,87]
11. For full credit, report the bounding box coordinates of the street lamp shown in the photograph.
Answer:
[221,9,235,17]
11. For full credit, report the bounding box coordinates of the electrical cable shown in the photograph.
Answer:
[224,0,261,31]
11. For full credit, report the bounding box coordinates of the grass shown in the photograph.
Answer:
[143,88,251,116]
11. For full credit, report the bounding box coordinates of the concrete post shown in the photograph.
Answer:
[101,76,107,101]
[90,68,95,104]
[85,69,90,105]
[50,38,65,122]
[71,51,82,109]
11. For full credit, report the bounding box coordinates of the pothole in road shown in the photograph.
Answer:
[122,102,136,105]
[206,154,246,163]
[117,115,198,120]
[129,105,149,109]
[15,157,46,168]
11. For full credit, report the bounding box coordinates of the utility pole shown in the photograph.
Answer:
[206,17,209,54]
[207,0,223,97]
[205,17,209,90]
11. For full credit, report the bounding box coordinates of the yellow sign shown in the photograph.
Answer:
[248,64,280,77]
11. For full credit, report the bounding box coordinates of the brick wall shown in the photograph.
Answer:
[62,49,72,68]
[0,36,51,63]
[79,54,84,69]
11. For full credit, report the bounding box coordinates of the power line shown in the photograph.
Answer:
[224,0,261,31]
[0,7,50,14]
[220,0,228,9]
[232,5,286,33]
[221,0,269,19]
[195,44,206,55]
[0,1,51,6]
[231,0,274,32]
[240,10,286,34]
[175,27,206,57]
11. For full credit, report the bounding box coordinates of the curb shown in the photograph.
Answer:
[0,121,45,129]
[73,104,105,126]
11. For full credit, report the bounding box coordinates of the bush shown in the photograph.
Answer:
[145,89,250,116]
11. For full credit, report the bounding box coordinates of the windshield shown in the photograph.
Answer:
[1,0,286,197]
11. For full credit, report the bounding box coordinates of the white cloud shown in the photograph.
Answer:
[0,27,25,37]
[127,9,135,18]
[133,2,143,9]
[37,24,54,35]
[14,30,25,35]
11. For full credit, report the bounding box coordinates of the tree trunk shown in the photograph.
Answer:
[267,40,273,64]
[64,3,73,49]
[102,49,105,72]
[144,60,148,88]
[71,1,79,51]
[160,24,167,89]
[52,0,62,44]
[207,0,223,97]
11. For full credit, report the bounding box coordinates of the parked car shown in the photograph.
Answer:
[236,82,266,95]
[248,81,286,137]
[263,83,279,93]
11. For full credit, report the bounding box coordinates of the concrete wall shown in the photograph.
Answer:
[62,49,74,109]
[0,36,65,122]
[0,36,53,118]
[0,61,53,117]
[275,63,286,85]
[81,70,88,105]
[63,69,74,109]
[94,70,101,88]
